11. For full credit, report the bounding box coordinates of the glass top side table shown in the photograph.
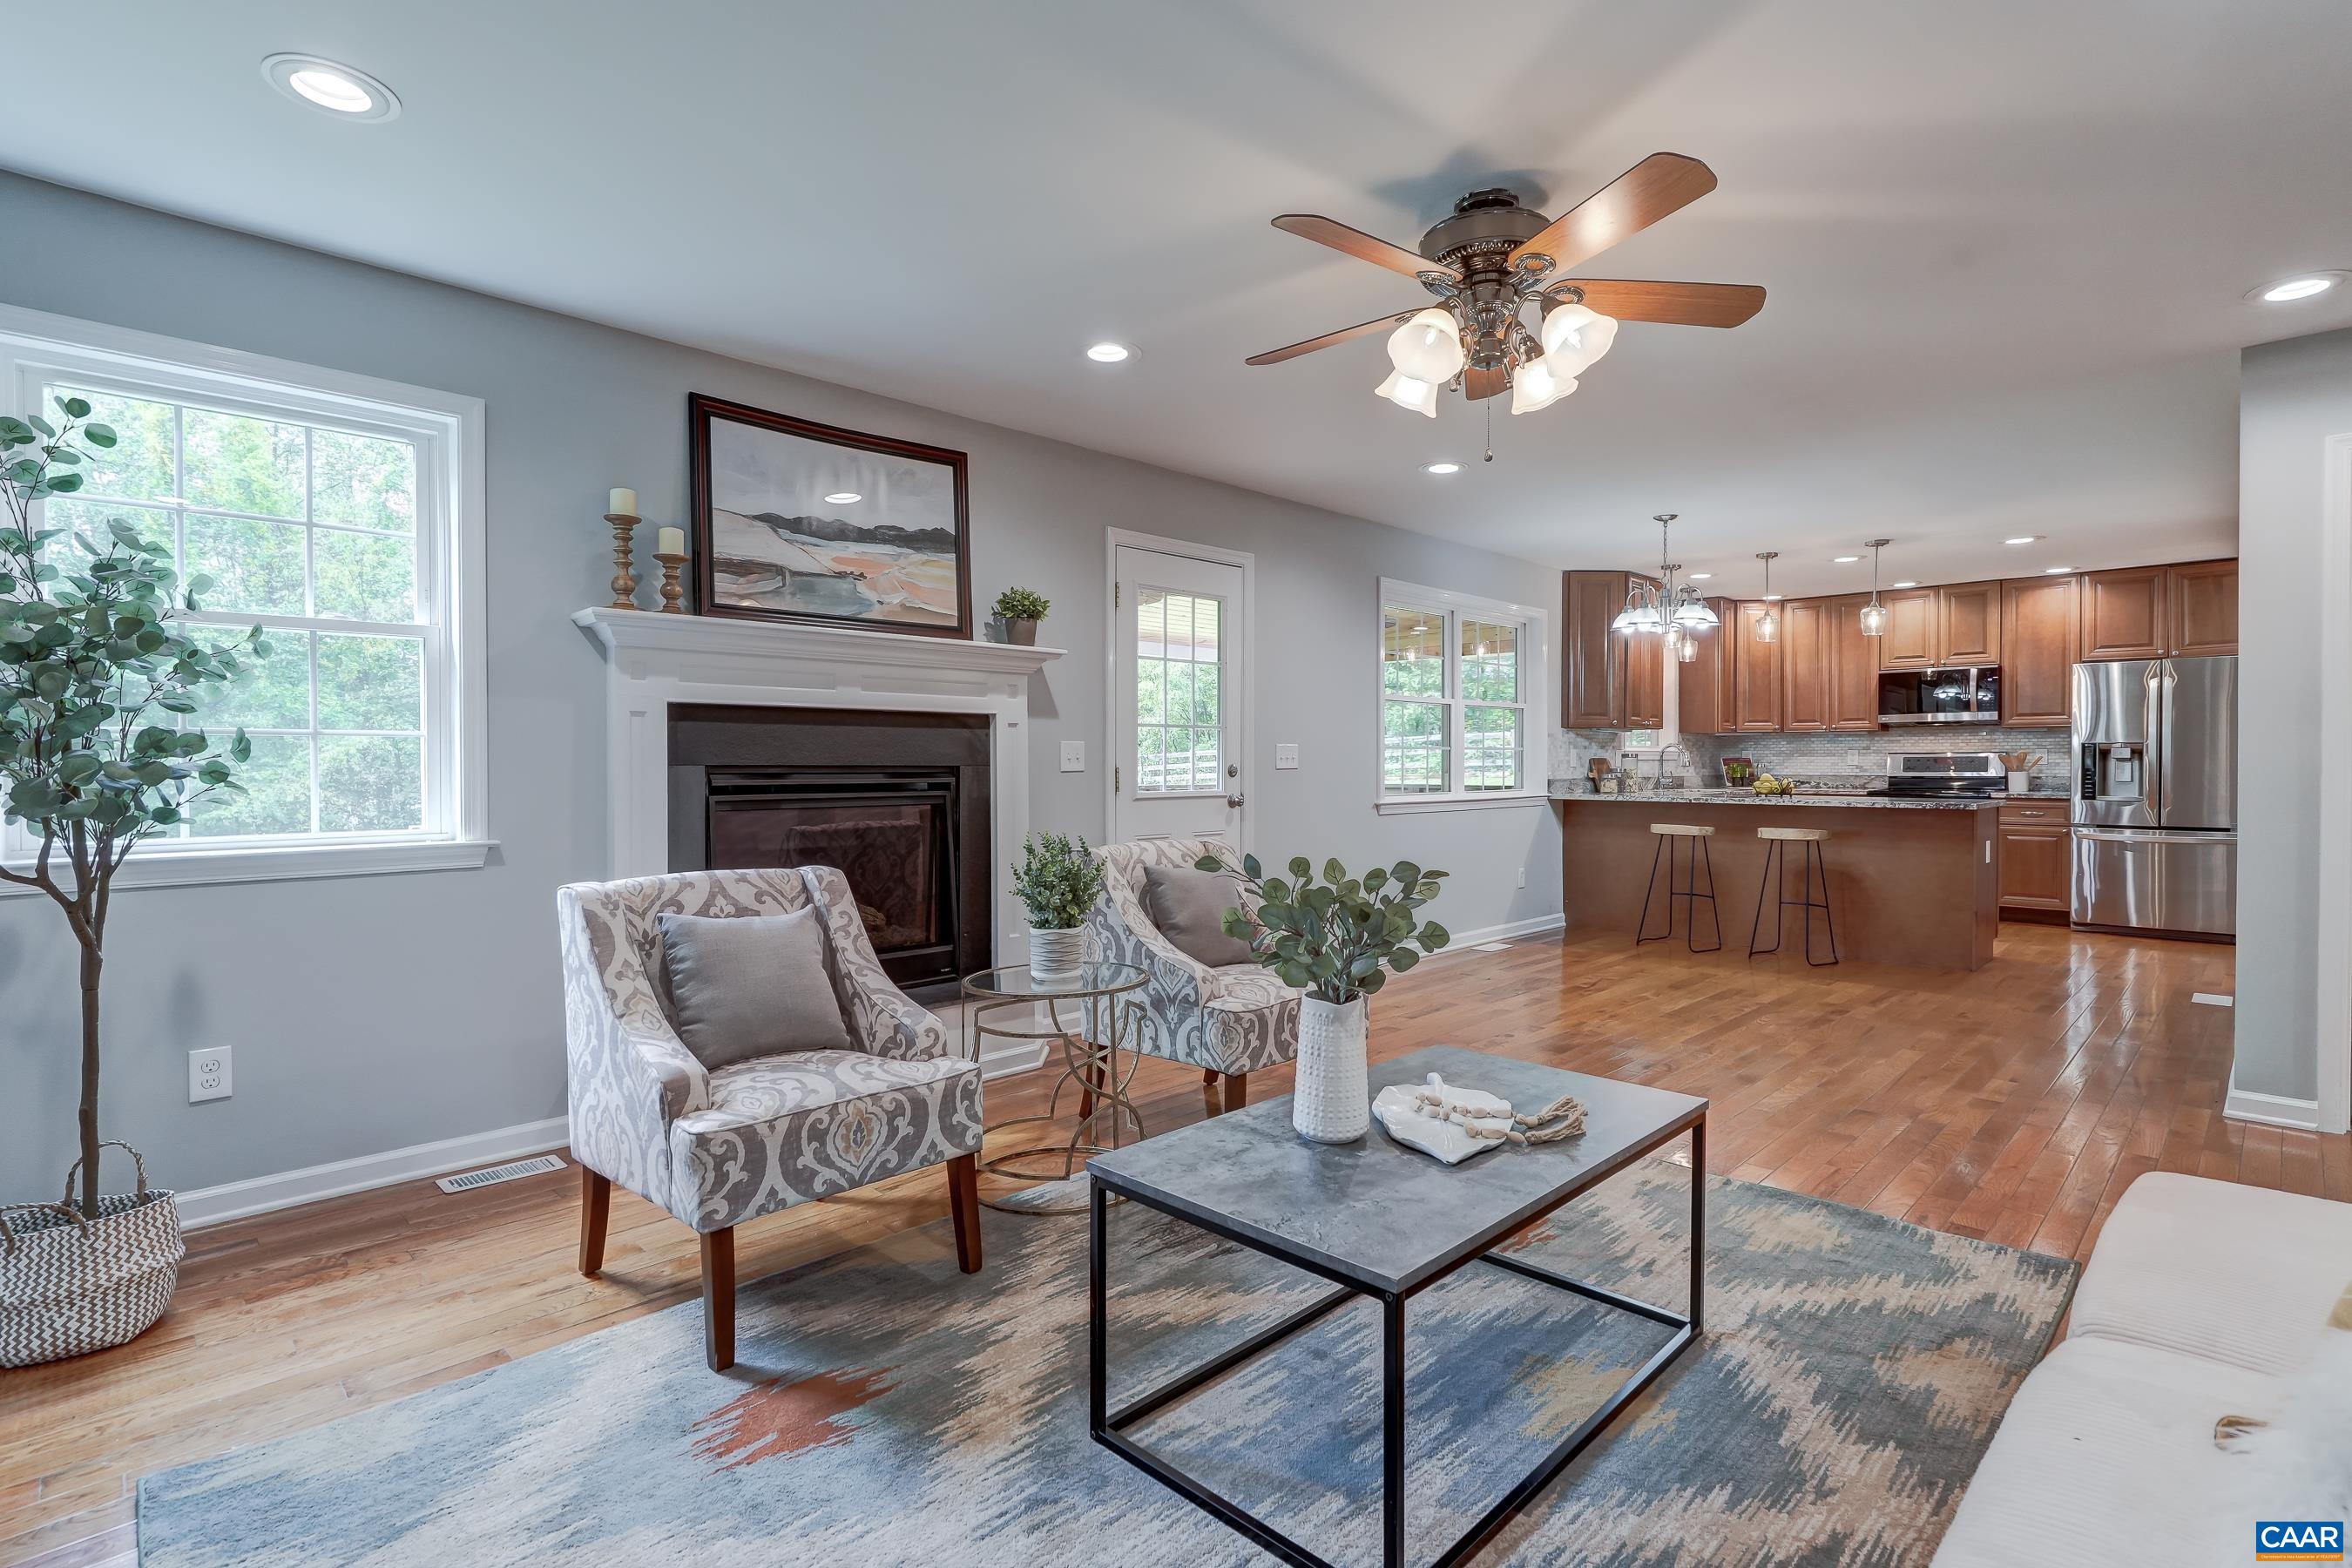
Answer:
[961,961,1152,1206]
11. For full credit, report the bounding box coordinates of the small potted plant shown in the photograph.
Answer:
[992,586,1050,646]
[1011,830,1104,983]
[1197,852,1450,1143]
[0,397,267,1367]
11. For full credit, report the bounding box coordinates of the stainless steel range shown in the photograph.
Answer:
[1867,751,2006,799]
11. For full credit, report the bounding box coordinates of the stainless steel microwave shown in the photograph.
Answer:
[1876,666,2002,726]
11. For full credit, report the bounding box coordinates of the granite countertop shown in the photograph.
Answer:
[1546,785,1997,812]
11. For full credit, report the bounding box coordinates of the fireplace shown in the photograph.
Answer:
[668,705,991,990]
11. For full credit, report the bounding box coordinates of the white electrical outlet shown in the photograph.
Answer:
[188,1045,231,1103]
[1517,866,1526,889]
[1274,743,1300,769]
[1059,740,1085,773]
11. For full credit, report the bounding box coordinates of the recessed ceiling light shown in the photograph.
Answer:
[2249,273,2346,303]
[2044,565,2072,574]
[1893,580,1919,589]
[1762,593,1784,602]
[1832,555,1860,564]
[823,491,862,505]
[1085,342,1133,363]
[1421,461,1461,475]
[1687,571,1712,580]
[2004,535,2042,545]
[262,54,400,121]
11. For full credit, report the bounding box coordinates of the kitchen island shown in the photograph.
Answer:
[1552,788,2001,970]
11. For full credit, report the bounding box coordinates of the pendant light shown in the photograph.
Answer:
[1857,537,1893,637]
[1754,551,1781,643]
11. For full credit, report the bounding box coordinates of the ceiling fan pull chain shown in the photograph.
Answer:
[1484,399,1495,463]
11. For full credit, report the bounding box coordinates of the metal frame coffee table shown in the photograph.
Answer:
[1086,1044,1707,1568]
[960,962,1152,1207]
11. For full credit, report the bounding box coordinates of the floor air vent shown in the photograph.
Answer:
[436,1153,565,1194]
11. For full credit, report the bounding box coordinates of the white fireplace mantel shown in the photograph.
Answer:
[574,607,1063,975]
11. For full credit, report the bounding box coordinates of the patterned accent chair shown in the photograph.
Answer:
[1084,836,1301,1112]
[558,866,983,1371]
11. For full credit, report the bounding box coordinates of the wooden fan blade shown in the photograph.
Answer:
[1272,214,1460,283]
[1245,311,1416,367]
[1550,280,1766,328]
[1463,364,1509,401]
[1508,152,1718,274]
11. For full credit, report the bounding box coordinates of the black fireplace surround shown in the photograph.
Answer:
[667,704,991,990]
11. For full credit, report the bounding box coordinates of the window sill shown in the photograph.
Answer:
[1374,793,1549,816]
[0,837,496,896]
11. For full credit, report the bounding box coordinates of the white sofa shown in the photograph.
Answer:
[1933,1172,2352,1567]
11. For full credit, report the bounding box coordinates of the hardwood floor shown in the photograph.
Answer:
[5,922,2342,1567]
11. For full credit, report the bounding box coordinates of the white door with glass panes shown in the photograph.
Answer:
[1112,542,1246,846]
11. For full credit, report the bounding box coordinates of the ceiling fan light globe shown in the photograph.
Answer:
[1374,368,1441,417]
[1387,308,1465,383]
[1539,303,1620,376]
[1509,356,1576,415]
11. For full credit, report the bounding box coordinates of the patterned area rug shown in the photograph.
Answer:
[139,1161,2075,1566]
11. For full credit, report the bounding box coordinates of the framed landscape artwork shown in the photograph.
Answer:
[687,395,972,638]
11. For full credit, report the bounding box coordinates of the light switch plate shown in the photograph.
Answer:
[1274,743,1300,770]
[188,1045,231,1103]
[1059,740,1085,773]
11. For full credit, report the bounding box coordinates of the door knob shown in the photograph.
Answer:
[1227,793,1245,808]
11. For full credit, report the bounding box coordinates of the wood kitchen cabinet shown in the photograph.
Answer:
[2168,558,2238,656]
[2080,565,2169,659]
[1779,598,1831,732]
[1676,598,1736,734]
[1939,582,2003,663]
[1876,588,1939,669]
[1624,615,1666,730]
[1825,594,1881,731]
[1999,573,2081,727]
[1561,571,1630,728]
[1731,600,1783,732]
[1997,800,2071,916]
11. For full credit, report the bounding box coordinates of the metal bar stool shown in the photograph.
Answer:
[1747,826,1839,966]
[1638,823,1722,952]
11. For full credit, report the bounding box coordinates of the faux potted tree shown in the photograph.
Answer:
[1010,829,1104,984]
[0,396,267,1368]
[992,586,1050,646]
[1197,852,1450,1142]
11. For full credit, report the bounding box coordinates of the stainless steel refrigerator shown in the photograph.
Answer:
[2071,656,2238,936]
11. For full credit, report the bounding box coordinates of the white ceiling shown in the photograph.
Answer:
[4,0,2347,596]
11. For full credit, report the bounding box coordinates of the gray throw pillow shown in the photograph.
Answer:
[656,906,855,1069]
[1140,864,1254,969]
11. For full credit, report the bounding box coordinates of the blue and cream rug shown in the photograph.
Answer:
[139,1161,2075,1566]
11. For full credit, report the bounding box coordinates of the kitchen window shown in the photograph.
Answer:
[1376,579,1547,812]
[0,306,489,889]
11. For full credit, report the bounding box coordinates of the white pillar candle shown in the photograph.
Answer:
[607,487,638,517]
[656,526,686,555]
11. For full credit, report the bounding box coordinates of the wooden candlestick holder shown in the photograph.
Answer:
[654,552,687,614]
[605,513,642,610]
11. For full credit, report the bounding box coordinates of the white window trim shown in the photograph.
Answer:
[0,304,490,893]
[1374,578,1549,814]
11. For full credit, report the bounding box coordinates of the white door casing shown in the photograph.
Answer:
[1107,532,1251,849]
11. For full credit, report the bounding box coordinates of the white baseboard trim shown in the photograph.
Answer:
[1430,912,1567,952]
[2223,1085,2324,1131]
[977,1039,1051,1078]
[176,1115,572,1231]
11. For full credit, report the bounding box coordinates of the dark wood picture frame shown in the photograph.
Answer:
[687,393,973,639]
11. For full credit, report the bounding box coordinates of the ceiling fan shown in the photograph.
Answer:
[1247,152,1764,418]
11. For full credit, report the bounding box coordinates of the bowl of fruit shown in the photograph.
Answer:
[1751,773,1798,796]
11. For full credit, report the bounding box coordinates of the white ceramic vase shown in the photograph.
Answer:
[1028,924,1085,986]
[1293,995,1370,1143]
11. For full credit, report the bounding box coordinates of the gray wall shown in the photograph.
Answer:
[2235,328,2351,1104]
[0,172,1562,1199]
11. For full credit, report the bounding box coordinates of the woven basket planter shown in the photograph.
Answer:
[1,1141,184,1369]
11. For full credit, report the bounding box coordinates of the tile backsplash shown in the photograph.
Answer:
[1550,727,2065,789]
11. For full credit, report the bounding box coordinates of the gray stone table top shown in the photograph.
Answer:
[1546,785,2000,811]
[1087,1044,1705,1294]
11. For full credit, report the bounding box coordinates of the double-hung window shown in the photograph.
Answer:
[0,306,487,887]
[1377,579,1546,810]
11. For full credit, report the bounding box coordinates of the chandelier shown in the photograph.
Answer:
[1611,514,1719,662]
[1375,297,1620,418]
